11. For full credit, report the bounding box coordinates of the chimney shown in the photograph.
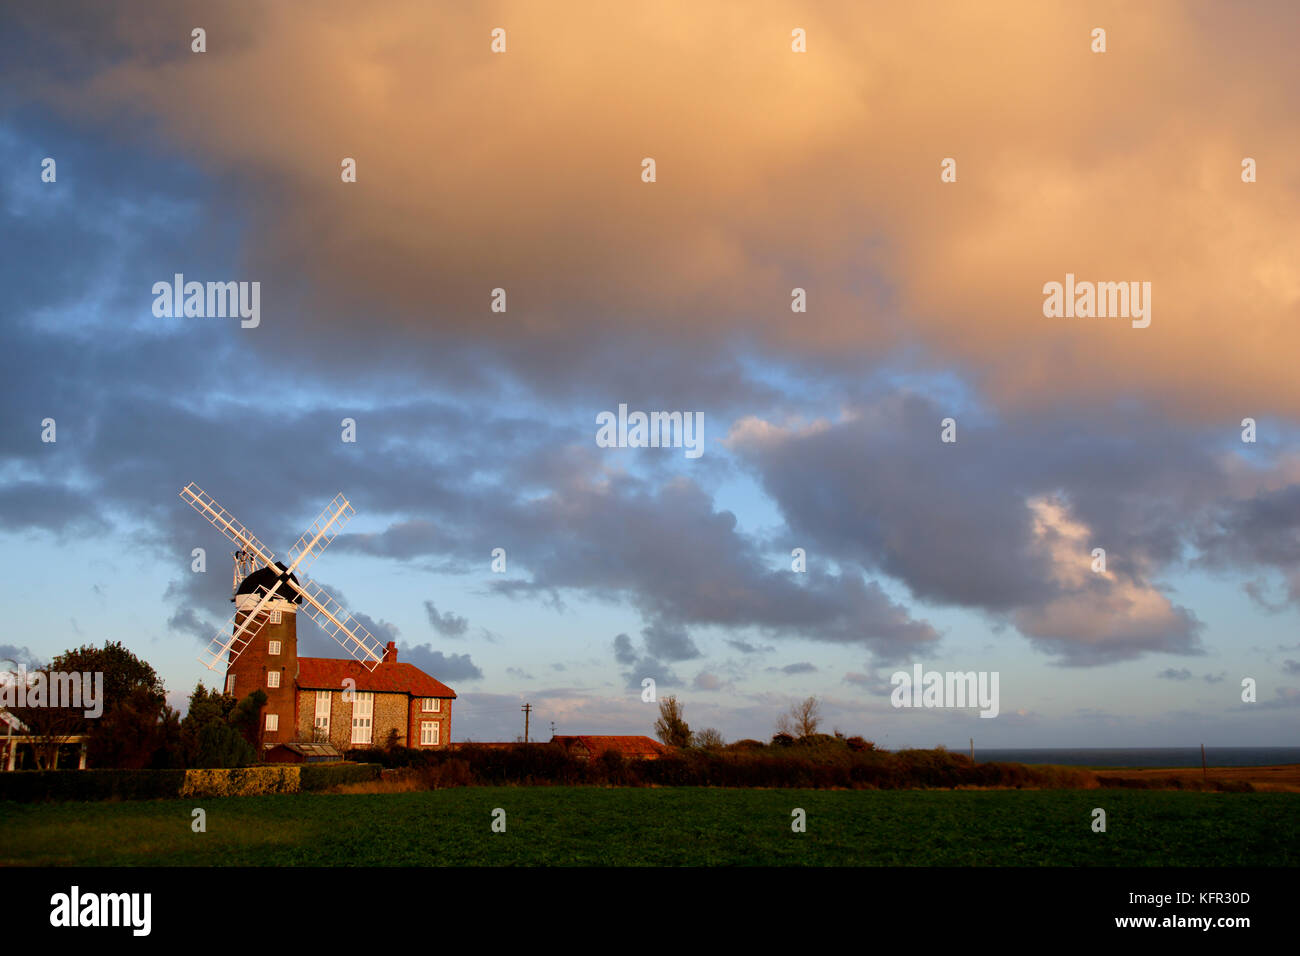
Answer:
[383,641,397,664]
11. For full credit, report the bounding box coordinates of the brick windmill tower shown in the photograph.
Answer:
[226,561,303,745]
[179,484,389,751]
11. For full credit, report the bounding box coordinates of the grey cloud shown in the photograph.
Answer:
[423,601,469,637]
[399,644,483,682]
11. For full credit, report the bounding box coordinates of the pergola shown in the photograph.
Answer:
[1,715,89,770]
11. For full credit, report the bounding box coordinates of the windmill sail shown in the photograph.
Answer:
[287,493,354,574]
[179,483,276,568]
[197,584,285,671]
[182,482,386,672]
[290,575,387,668]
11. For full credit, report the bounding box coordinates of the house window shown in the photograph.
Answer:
[422,697,441,712]
[314,690,331,732]
[351,691,373,744]
[267,671,281,688]
[420,720,439,746]
[225,674,236,695]
[268,640,281,656]
[266,714,279,732]
[270,609,282,624]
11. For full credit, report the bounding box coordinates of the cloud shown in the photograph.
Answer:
[0,645,41,668]
[167,606,213,641]
[770,662,818,675]
[693,672,723,691]
[423,601,469,637]
[399,644,483,682]
[639,622,700,662]
[727,396,1222,665]
[726,639,775,655]
[1157,668,1193,681]
[611,633,681,691]
[12,1,1300,420]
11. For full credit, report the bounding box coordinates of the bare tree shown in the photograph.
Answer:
[776,696,822,739]
[694,727,725,749]
[653,695,692,748]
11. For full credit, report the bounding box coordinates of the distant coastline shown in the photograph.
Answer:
[969,747,1300,768]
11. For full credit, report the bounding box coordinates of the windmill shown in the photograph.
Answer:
[179,482,387,672]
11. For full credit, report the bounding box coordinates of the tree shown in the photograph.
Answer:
[694,727,725,749]
[776,696,822,739]
[653,695,692,748]
[230,689,268,752]
[52,641,170,768]
[179,684,260,768]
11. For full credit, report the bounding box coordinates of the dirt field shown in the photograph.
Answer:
[1094,764,1300,792]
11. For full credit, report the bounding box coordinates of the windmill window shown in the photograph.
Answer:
[267,671,281,688]
[225,674,236,695]
[269,609,282,624]
[268,640,281,656]
[265,714,279,732]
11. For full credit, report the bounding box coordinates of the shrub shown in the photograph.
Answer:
[300,762,381,791]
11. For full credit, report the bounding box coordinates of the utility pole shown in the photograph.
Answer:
[521,703,531,743]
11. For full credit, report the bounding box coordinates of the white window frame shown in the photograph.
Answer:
[351,691,373,744]
[314,690,331,733]
[265,713,279,732]
[268,640,281,656]
[267,671,281,688]
[421,720,438,746]
[225,674,236,694]
[269,609,282,624]
[422,697,441,712]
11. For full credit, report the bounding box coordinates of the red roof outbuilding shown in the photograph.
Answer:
[551,735,669,759]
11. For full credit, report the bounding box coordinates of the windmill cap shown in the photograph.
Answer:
[235,562,304,603]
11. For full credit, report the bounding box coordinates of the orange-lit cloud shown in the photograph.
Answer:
[24,0,1300,416]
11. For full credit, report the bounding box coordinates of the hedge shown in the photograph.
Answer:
[300,762,380,791]
[0,769,187,802]
[0,762,381,802]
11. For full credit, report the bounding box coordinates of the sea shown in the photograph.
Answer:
[967,747,1300,768]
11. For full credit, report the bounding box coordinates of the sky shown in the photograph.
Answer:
[1,1,1298,748]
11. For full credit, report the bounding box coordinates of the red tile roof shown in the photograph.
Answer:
[296,658,456,698]
[552,735,669,757]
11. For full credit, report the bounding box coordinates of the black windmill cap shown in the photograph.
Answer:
[234,561,303,603]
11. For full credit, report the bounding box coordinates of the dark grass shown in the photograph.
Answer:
[2,787,1297,866]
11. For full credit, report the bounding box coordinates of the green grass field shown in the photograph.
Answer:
[2,787,1296,866]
